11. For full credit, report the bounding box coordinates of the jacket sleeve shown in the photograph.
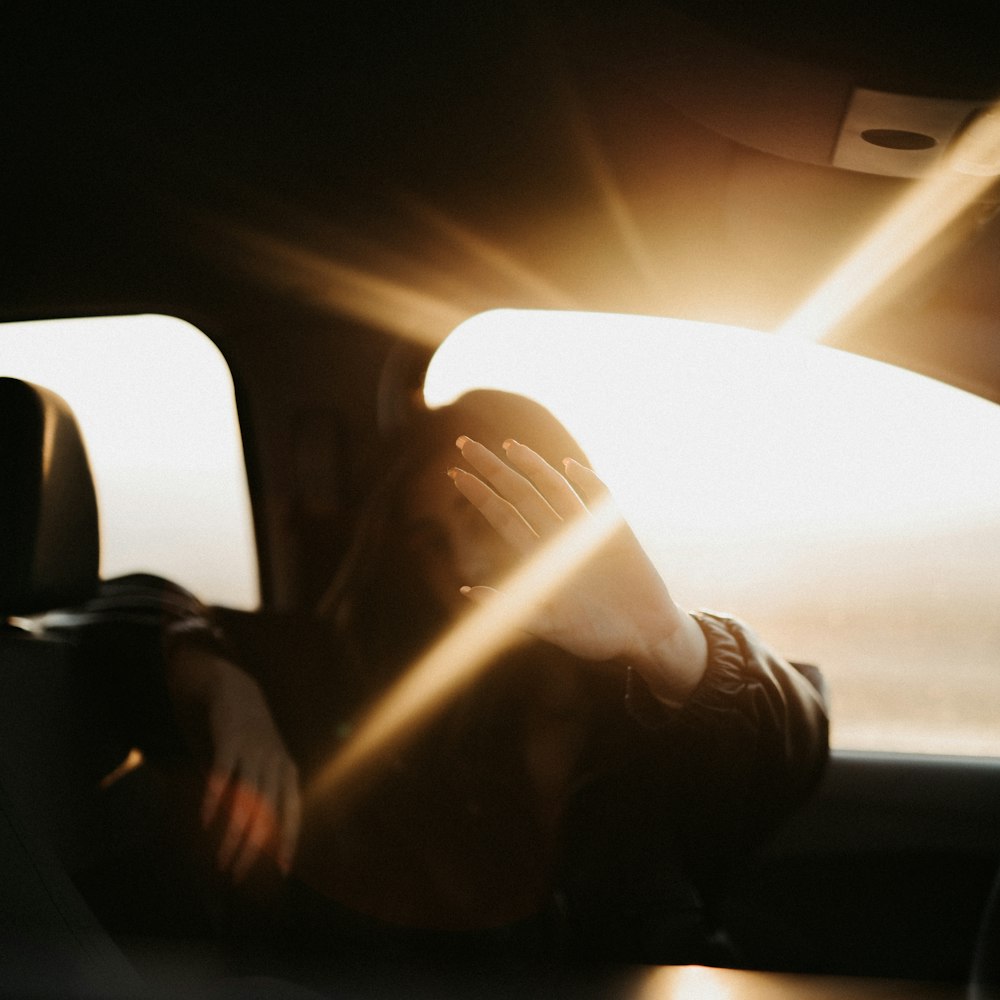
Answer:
[627,611,829,793]
[558,611,828,963]
[41,573,229,758]
[625,610,829,891]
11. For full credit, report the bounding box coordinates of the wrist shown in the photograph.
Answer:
[625,604,709,707]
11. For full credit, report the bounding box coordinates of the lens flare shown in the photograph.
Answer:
[403,197,577,309]
[306,494,621,812]
[634,965,741,1000]
[233,229,471,349]
[778,100,1000,343]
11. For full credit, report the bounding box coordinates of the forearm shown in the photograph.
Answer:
[627,611,829,802]
[620,612,828,912]
[623,601,709,708]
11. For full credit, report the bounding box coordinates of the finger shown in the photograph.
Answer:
[231,774,279,883]
[461,585,555,639]
[562,458,612,505]
[277,761,302,873]
[459,584,500,605]
[448,466,539,553]
[215,773,259,875]
[201,769,231,829]
[456,436,562,533]
[201,740,246,827]
[502,439,586,521]
[230,818,265,883]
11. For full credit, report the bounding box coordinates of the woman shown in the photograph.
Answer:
[296,389,717,940]
[54,390,828,966]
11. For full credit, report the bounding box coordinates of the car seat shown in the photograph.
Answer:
[0,375,145,997]
[0,376,329,1000]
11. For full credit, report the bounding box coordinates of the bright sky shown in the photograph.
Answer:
[7,308,1000,754]
[0,314,259,609]
[425,308,1000,551]
[424,310,1000,756]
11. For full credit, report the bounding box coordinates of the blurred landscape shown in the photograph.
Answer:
[651,514,1000,757]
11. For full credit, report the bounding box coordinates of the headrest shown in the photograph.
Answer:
[0,378,100,617]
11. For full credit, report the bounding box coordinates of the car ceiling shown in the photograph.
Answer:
[5,2,999,370]
[3,2,1000,602]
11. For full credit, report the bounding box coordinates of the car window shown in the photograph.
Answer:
[425,308,1000,757]
[0,314,258,609]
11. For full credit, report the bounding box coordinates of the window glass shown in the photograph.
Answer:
[425,309,1000,757]
[1,315,258,609]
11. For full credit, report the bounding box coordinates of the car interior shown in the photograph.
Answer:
[4,3,1000,998]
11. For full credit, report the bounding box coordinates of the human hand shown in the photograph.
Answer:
[450,436,707,704]
[167,647,301,881]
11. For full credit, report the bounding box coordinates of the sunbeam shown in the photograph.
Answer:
[564,92,660,290]
[306,494,622,813]
[778,101,1000,343]
[403,197,579,309]
[236,229,471,348]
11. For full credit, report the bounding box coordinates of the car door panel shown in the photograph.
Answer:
[728,750,1000,981]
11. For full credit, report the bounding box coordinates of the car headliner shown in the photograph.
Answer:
[4,1,1000,602]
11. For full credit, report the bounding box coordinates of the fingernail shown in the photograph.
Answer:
[456,435,469,449]
[459,586,471,595]
[447,467,460,479]
[502,438,515,451]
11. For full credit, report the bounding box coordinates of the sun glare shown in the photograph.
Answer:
[308,495,621,811]
[635,965,741,1000]
[779,100,1000,343]
[425,309,1000,549]
[424,309,1000,756]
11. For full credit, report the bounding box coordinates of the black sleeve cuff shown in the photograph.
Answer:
[624,611,746,731]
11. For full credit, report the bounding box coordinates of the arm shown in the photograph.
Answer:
[165,643,302,880]
[450,436,708,705]
[448,436,828,814]
[562,614,828,963]
[44,573,301,881]
[448,437,828,955]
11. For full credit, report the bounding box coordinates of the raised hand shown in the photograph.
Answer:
[449,436,707,705]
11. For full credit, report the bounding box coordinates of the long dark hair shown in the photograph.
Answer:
[297,392,610,928]
[319,389,590,693]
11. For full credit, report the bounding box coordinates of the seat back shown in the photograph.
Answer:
[0,376,144,996]
[0,376,99,616]
[0,375,127,854]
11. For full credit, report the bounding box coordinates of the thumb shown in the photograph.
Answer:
[459,585,555,643]
[458,584,499,606]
